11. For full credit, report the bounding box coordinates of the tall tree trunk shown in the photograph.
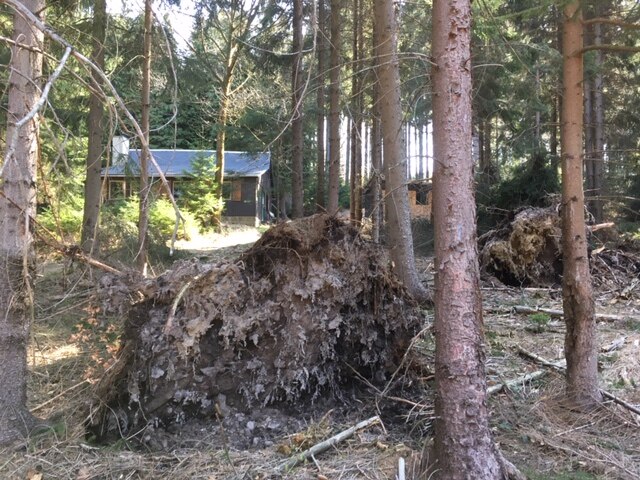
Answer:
[370,10,382,243]
[405,123,410,178]
[592,21,604,223]
[560,0,602,409]
[373,0,428,302]
[344,118,350,185]
[349,0,362,225]
[81,0,106,255]
[551,97,559,159]
[535,67,542,150]
[484,118,493,178]
[551,7,562,170]
[137,0,153,274]
[422,0,507,477]
[584,75,595,206]
[425,122,430,179]
[0,0,45,444]
[327,0,342,214]
[413,124,419,179]
[215,86,230,225]
[291,0,304,218]
[418,123,424,178]
[315,0,326,212]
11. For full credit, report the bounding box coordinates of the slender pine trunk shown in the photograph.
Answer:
[560,0,602,409]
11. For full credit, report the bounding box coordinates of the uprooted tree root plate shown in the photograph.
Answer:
[479,207,563,287]
[88,214,422,442]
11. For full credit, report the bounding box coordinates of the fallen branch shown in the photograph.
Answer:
[31,379,90,413]
[487,370,549,395]
[517,346,640,417]
[588,222,615,232]
[398,457,406,480]
[276,416,381,472]
[64,246,123,275]
[600,391,640,417]
[516,345,566,371]
[513,305,638,323]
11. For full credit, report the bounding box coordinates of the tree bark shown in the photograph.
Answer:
[418,123,424,178]
[137,0,153,274]
[370,11,382,243]
[291,0,304,218]
[584,74,594,202]
[560,1,602,408]
[214,83,230,225]
[0,0,45,445]
[373,0,428,302]
[349,0,362,225]
[425,122,430,179]
[81,0,106,255]
[327,0,341,214]
[315,0,326,212]
[423,0,505,477]
[592,20,605,223]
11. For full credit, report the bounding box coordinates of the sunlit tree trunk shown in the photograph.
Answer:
[327,0,342,214]
[291,0,304,218]
[137,0,152,274]
[418,123,424,179]
[0,0,45,444]
[81,0,106,255]
[424,123,430,179]
[315,0,326,212]
[373,0,428,302]
[422,0,512,477]
[560,0,602,408]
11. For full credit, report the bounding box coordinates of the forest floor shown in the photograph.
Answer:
[1,224,640,480]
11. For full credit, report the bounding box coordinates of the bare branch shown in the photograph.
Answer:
[580,44,640,54]
[276,416,381,472]
[583,17,640,30]
[0,34,43,53]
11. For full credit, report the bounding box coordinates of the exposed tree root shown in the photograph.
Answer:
[88,215,422,440]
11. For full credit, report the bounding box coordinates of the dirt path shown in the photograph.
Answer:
[173,227,262,259]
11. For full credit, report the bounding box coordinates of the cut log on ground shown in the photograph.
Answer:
[88,215,422,440]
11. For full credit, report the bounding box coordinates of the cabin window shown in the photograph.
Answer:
[223,180,242,201]
[416,190,428,206]
[109,180,126,199]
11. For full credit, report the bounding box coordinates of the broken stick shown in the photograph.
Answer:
[276,415,381,472]
[487,370,549,395]
[513,305,638,323]
[516,345,640,416]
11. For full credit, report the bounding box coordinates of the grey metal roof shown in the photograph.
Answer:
[103,149,270,178]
